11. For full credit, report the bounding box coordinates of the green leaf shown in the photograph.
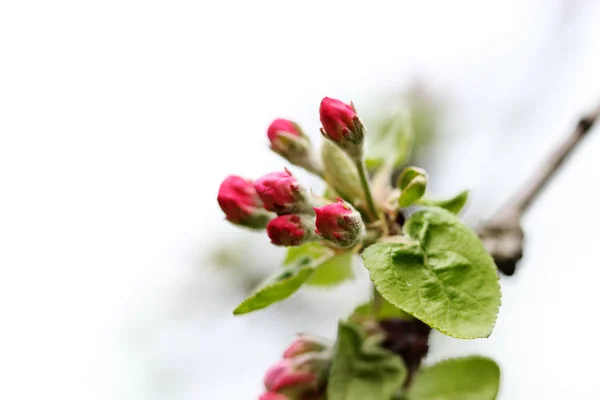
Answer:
[397,166,428,208]
[362,208,501,339]
[306,251,353,286]
[399,176,428,208]
[232,261,315,315]
[284,241,333,264]
[284,242,353,287]
[378,297,413,320]
[408,356,500,400]
[233,242,356,315]
[417,190,469,215]
[350,299,412,322]
[328,321,407,400]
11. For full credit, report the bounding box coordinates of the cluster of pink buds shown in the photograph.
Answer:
[217,96,369,248]
[259,335,331,400]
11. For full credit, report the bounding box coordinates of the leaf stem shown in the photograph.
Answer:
[355,159,379,223]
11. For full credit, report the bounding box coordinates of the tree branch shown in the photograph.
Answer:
[479,102,600,275]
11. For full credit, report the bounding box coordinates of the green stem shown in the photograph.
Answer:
[355,159,379,223]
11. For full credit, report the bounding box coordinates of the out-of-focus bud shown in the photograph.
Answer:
[258,393,291,400]
[264,358,317,393]
[314,199,364,248]
[283,334,328,359]
[267,119,323,177]
[319,97,365,160]
[321,140,363,204]
[217,175,272,229]
[254,170,312,215]
[267,214,315,247]
[397,166,428,208]
[268,118,302,143]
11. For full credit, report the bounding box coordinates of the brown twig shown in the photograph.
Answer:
[479,102,600,275]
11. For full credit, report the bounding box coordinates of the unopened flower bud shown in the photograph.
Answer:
[268,118,302,147]
[254,170,312,215]
[217,175,272,229]
[259,393,291,400]
[319,97,365,160]
[264,358,317,393]
[267,119,323,177]
[314,199,364,248]
[283,334,328,358]
[267,214,315,247]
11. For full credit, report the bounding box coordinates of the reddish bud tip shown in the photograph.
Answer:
[267,214,311,246]
[283,335,327,359]
[254,170,307,214]
[217,175,270,229]
[319,97,364,155]
[314,199,363,248]
[259,393,291,400]
[264,359,316,392]
[267,118,301,144]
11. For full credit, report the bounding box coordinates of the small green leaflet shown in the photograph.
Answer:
[306,252,353,286]
[416,190,469,215]
[233,243,353,315]
[408,356,500,400]
[232,262,315,315]
[328,321,407,400]
[362,208,501,338]
[284,242,353,287]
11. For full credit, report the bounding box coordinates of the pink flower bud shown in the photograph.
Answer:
[268,119,301,144]
[314,199,364,248]
[259,393,291,400]
[217,175,271,229]
[283,335,327,359]
[254,170,310,215]
[267,120,323,177]
[319,97,365,158]
[267,215,314,247]
[264,358,316,393]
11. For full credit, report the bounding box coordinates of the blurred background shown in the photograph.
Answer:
[2,1,600,399]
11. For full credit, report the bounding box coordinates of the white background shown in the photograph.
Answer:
[2,1,600,399]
